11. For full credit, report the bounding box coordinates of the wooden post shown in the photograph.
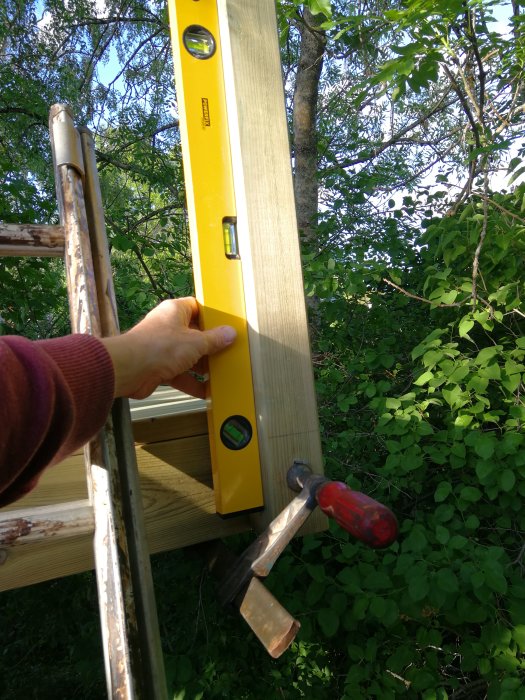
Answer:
[49,104,167,700]
[217,0,326,531]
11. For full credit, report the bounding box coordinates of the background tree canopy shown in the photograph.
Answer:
[1,0,524,698]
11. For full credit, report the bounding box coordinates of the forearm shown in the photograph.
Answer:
[0,335,114,506]
[0,297,235,506]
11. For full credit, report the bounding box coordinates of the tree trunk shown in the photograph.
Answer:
[292,8,326,248]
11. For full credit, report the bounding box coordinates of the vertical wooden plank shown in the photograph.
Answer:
[49,104,167,700]
[217,0,326,531]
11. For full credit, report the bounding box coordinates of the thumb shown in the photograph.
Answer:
[202,325,237,355]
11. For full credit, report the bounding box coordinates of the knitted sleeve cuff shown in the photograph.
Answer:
[34,334,115,447]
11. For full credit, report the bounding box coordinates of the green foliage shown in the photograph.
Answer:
[0,548,338,699]
[292,176,525,696]
[0,0,191,337]
[1,0,525,698]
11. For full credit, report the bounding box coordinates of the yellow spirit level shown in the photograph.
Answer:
[168,0,264,515]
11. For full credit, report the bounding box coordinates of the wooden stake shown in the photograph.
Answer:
[217,0,326,532]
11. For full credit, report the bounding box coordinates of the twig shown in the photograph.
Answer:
[132,245,171,299]
[472,167,489,308]
[510,542,525,568]
[382,278,466,307]
[442,65,481,148]
[472,191,525,226]
[450,678,487,699]
[324,93,455,173]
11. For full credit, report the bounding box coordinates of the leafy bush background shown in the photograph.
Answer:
[1,0,524,697]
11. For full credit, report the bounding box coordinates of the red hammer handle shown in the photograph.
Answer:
[316,481,398,549]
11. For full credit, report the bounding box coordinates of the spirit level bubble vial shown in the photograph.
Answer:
[168,0,264,515]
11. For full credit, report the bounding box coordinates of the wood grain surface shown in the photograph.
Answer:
[218,0,326,532]
[0,424,250,591]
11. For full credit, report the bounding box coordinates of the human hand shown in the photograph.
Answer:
[101,297,236,399]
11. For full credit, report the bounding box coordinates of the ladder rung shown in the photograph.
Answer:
[0,500,94,546]
[0,223,65,257]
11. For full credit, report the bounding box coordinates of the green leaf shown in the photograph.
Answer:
[500,470,516,492]
[307,0,332,17]
[474,433,496,459]
[307,564,326,583]
[512,625,525,650]
[460,486,482,502]
[455,414,473,427]
[471,571,485,588]
[480,363,501,380]
[476,346,503,366]
[402,526,427,552]
[331,592,348,615]
[465,514,480,530]
[435,504,455,522]
[509,164,525,185]
[307,580,326,606]
[422,349,444,367]
[457,596,487,623]
[414,370,434,386]
[408,575,429,601]
[317,608,339,637]
[449,535,468,549]
[369,596,387,618]
[435,525,450,544]
[353,597,369,620]
[484,568,508,594]
[440,290,459,305]
[434,481,452,502]
[476,460,494,481]
[479,658,491,675]
[442,384,463,407]
[436,568,459,593]
[467,375,489,393]
[458,316,474,338]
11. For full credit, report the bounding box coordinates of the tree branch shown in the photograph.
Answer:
[382,278,467,307]
[442,64,481,148]
[324,93,455,173]
[70,14,166,30]
[0,107,46,125]
[471,167,489,308]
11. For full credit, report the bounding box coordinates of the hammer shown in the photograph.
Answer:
[211,461,398,655]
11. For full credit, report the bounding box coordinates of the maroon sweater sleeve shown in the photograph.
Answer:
[0,334,114,507]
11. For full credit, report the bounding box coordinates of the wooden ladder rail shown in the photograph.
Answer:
[0,104,168,700]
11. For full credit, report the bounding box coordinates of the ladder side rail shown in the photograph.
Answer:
[80,127,168,700]
[49,103,145,699]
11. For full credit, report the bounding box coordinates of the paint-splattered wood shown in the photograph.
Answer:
[0,223,65,257]
[0,432,251,592]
